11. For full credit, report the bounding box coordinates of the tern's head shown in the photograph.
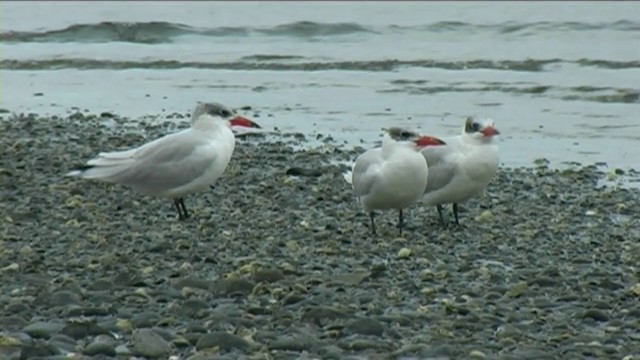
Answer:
[383,127,446,150]
[192,102,261,129]
[463,117,500,142]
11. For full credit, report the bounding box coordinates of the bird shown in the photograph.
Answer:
[344,127,446,235]
[66,101,261,220]
[420,116,500,226]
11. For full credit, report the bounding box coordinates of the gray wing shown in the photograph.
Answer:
[421,145,458,194]
[351,148,383,197]
[83,130,219,194]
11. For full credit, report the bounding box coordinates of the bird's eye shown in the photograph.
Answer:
[472,123,481,132]
[400,131,412,139]
[220,110,231,117]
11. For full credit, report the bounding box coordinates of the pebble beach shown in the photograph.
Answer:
[1,111,640,360]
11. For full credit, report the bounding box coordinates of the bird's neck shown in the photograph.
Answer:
[461,132,494,146]
[192,117,228,133]
[381,139,414,158]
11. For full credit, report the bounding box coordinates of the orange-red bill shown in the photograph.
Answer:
[229,116,261,129]
[415,136,447,147]
[480,126,500,137]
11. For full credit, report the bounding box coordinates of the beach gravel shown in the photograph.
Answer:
[1,112,640,359]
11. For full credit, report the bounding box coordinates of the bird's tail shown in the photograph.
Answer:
[65,151,134,180]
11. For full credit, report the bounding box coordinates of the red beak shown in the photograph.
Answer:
[480,126,500,137]
[415,136,447,147]
[229,116,261,129]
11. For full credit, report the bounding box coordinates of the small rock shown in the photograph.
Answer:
[332,271,369,285]
[18,340,60,358]
[173,275,212,291]
[22,321,65,339]
[469,349,487,359]
[584,309,610,322]
[270,335,316,352]
[397,247,412,259]
[286,167,323,177]
[0,316,28,332]
[303,306,349,324]
[346,318,385,337]
[131,312,161,328]
[474,210,494,222]
[84,341,116,356]
[115,344,131,355]
[529,276,558,287]
[213,278,256,296]
[282,293,306,306]
[131,329,172,359]
[252,268,285,283]
[195,332,253,351]
[49,334,77,353]
[61,318,107,339]
[505,281,528,298]
[179,299,211,317]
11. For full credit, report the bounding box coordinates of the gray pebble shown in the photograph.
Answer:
[48,290,81,306]
[346,318,385,337]
[0,316,28,332]
[213,278,256,296]
[131,311,161,328]
[252,268,285,283]
[131,328,172,358]
[84,340,117,356]
[195,332,254,351]
[269,335,317,352]
[584,308,610,322]
[18,340,60,358]
[22,321,64,339]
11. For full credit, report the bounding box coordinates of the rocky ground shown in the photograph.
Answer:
[1,112,640,360]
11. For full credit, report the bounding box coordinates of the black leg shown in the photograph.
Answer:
[179,198,190,219]
[173,198,189,220]
[453,203,460,225]
[436,204,447,226]
[173,199,185,220]
[369,211,377,235]
[398,209,404,236]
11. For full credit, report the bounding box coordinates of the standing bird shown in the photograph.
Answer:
[66,102,261,220]
[421,117,500,226]
[344,128,446,235]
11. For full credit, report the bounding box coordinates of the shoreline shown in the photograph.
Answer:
[1,109,637,179]
[1,112,640,359]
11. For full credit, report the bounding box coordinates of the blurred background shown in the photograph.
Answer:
[2,1,639,170]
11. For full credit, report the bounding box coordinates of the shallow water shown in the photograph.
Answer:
[2,1,639,171]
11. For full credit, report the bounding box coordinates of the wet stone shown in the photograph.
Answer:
[345,318,385,337]
[131,328,172,359]
[22,321,65,339]
[213,278,256,296]
[195,331,254,351]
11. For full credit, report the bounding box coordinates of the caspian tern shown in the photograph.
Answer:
[66,102,261,220]
[420,117,500,226]
[344,127,446,235]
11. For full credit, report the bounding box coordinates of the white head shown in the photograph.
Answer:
[191,102,261,130]
[383,127,447,151]
[462,117,500,143]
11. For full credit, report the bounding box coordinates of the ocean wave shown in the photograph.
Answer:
[0,21,196,44]
[0,21,374,44]
[2,58,639,73]
[381,81,640,104]
[1,20,637,44]
[0,58,558,72]
[415,20,640,33]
